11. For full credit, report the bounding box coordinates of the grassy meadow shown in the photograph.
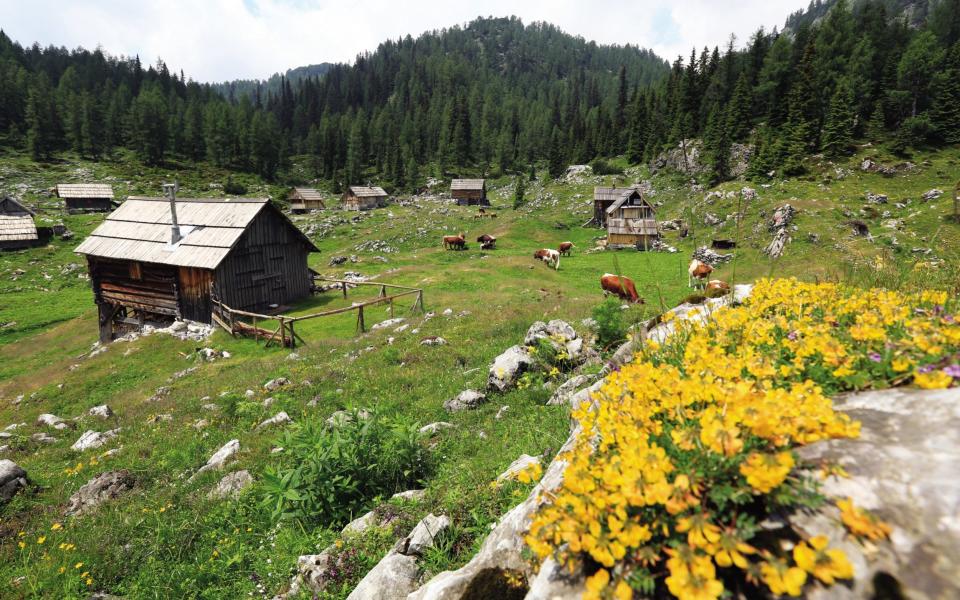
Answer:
[0,145,958,598]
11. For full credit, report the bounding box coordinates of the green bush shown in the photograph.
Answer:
[261,409,430,525]
[589,157,622,175]
[223,176,247,195]
[592,296,627,348]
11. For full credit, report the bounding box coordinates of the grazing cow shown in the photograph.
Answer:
[705,279,730,294]
[533,248,561,270]
[477,234,497,250]
[443,232,466,250]
[688,259,714,288]
[558,241,575,256]
[600,274,643,303]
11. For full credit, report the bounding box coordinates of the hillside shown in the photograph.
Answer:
[0,138,957,597]
[211,63,336,100]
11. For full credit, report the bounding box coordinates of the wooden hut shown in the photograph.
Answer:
[75,196,318,342]
[56,183,115,213]
[288,187,326,213]
[606,188,658,249]
[0,196,40,251]
[592,186,637,227]
[451,179,488,206]
[342,186,388,211]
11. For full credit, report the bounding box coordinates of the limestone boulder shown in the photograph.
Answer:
[443,389,487,412]
[0,459,27,504]
[65,470,134,516]
[488,346,533,392]
[208,470,253,500]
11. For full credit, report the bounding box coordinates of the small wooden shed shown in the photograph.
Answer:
[56,183,115,213]
[0,196,40,251]
[606,189,658,249]
[75,196,318,342]
[289,187,326,213]
[342,186,388,211]
[593,186,637,227]
[451,179,488,206]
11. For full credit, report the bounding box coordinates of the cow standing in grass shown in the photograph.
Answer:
[600,274,643,303]
[558,241,574,256]
[688,259,713,288]
[443,233,466,250]
[533,248,560,270]
[477,234,497,250]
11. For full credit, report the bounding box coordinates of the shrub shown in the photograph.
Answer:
[223,177,247,195]
[527,278,959,599]
[262,409,430,525]
[592,296,627,348]
[589,158,623,175]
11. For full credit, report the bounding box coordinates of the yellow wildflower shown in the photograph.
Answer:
[914,370,953,389]
[793,536,854,584]
[739,451,794,494]
[836,498,891,541]
[760,557,806,596]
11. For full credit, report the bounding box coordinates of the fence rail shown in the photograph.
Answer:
[211,277,424,348]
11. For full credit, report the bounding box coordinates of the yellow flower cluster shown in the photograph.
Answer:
[837,498,892,541]
[526,278,958,599]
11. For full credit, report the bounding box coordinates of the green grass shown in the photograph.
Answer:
[0,144,958,598]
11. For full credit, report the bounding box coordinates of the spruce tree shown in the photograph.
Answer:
[821,79,855,155]
[703,103,731,184]
[513,174,526,209]
[866,102,886,140]
[548,127,565,179]
[726,72,753,142]
[25,75,58,161]
[345,117,364,185]
[930,43,960,143]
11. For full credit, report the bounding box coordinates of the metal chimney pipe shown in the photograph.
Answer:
[163,182,181,245]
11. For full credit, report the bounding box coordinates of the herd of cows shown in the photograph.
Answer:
[440,226,730,306]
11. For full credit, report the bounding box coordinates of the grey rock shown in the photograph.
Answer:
[191,439,239,480]
[418,422,455,435]
[71,429,120,451]
[525,556,586,599]
[37,413,71,430]
[31,432,58,444]
[326,409,371,428]
[208,470,253,500]
[255,411,292,431]
[395,513,450,557]
[391,489,426,502]
[0,459,27,504]
[419,336,446,346]
[495,454,541,483]
[546,375,592,407]
[372,317,405,330]
[264,377,290,391]
[487,346,533,392]
[342,510,379,536]
[922,188,943,201]
[65,470,134,516]
[866,192,888,204]
[703,212,722,226]
[88,405,113,419]
[443,389,487,411]
[298,547,337,594]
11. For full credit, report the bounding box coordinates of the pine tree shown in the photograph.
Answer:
[25,75,58,161]
[898,31,945,118]
[746,125,774,180]
[406,154,419,194]
[725,72,753,142]
[703,103,731,184]
[513,174,526,209]
[821,79,855,155]
[866,102,886,140]
[80,92,105,159]
[930,43,960,143]
[345,117,364,185]
[129,87,168,165]
[548,127,565,179]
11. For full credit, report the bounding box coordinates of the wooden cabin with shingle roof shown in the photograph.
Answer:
[451,179,487,206]
[606,188,658,249]
[288,187,326,213]
[342,186,388,211]
[75,196,318,342]
[0,196,40,251]
[56,183,115,213]
[592,186,638,227]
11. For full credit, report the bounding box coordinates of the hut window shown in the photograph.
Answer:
[129,261,142,280]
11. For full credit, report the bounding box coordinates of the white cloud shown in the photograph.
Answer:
[0,0,803,82]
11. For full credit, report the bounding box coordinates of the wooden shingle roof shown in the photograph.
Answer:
[291,187,324,201]
[594,186,637,202]
[56,183,114,199]
[451,179,485,191]
[348,186,387,198]
[0,215,38,242]
[75,197,317,270]
[606,188,652,215]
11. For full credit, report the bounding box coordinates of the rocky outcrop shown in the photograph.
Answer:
[37,413,71,430]
[495,455,541,484]
[792,387,960,600]
[88,405,114,419]
[348,514,451,600]
[546,375,592,407]
[692,246,733,265]
[444,389,487,412]
[65,470,134,516]
[71,429,120,451]
[255,411,292,431]
[523,320,583,364]
[488,346,534,392]
[191,439,239,480]
[208,470,253,500]
[264,377,290,391]
[0,459,27,504]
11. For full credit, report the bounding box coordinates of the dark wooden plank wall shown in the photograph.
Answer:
[214,206,311,311]
[66,198,113,212]
[88,257,180,316]
[178,267,214,322]
[453,188,488,206]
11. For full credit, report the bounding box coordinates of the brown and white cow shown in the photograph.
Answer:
[533,248,560,270]
[600,274,643,303]
[705,279,730,294]
[558,241,574,256]
[477,234,497,250]
[688,259,714,288]
[443,232,466,250]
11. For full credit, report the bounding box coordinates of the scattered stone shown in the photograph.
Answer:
[71,429,120,451]
[191,439,240,480]
[547,375,593,407]
[146,414,172,424]
[692,246,733,265]
[372,317,405,330]
[65,470,134,516]
[488,346,533,392]
[741,187,757,201]
[420,336,447,346]
[496,454,541,483]
[147,386,170,402]
[808,232,821,244]
[255,411,292,431]
[37,413,71,430]
[703,212,722,226]
[922,188,943,201]
[31,432,58,444]
[443,389,487,412]
[88,405,113,419]
[0,460,28,504]
[495,405,510,420]
[391,489,426,502]
[202,403,220,412]
[768,204,796,232]
[192,419,209,430]
[264,377,290,391]
[866,192,888,204]
[208,470,253,499]
[764,228,791,259]
[262,397,275,408]
[326,409,371,428]
[418,422,455,435]
[441,308,453,316]
[169,366,197,381]
[286,352,300,361]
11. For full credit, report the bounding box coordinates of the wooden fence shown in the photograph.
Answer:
[211,278,424,348]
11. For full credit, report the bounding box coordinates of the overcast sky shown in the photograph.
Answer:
[0,0,803,82]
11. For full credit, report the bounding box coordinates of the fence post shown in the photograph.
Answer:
[357,305,365,333]
[253,316,258,344]
[389,297,394,318]
[342,281,347,299]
